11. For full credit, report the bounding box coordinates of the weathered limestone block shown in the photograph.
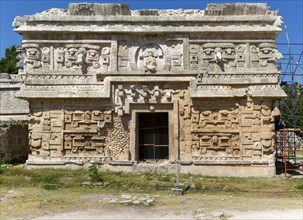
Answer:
[69,3,130,16]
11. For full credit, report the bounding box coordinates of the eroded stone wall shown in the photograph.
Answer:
[0,121,29,162]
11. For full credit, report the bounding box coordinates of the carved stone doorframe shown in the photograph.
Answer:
[129,102,179,162]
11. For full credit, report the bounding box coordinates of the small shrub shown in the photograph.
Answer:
[88,165,103,182]
[0,160,6,174]
[16,120,28,128]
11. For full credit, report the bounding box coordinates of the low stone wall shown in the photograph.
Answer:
[0,73,29,121]
[0,73,29,162]
[0,121,29,162]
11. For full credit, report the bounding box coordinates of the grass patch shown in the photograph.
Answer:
[296,183,303,190]
[1,167,302,194]
[1,167,302,219]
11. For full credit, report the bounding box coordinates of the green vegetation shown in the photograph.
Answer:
[88,164,103,182]
[281,82,303,128]
[1,167,302,219]
[0,160,6,175]
[0,167,302,193]
[0,45,18,74]
[16,120,29,128]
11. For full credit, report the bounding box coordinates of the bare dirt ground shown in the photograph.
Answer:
[1,187,302,220]
[34,207,303,220]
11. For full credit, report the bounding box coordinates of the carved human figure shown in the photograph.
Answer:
[144,51,157,73]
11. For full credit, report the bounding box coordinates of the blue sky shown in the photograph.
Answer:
[0,0,302,83]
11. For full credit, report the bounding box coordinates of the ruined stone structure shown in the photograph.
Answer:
[0,73,29,161]
[13,3,286,176]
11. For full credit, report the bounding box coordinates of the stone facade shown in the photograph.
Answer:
[13,3,286,176]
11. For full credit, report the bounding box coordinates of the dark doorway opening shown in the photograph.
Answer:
[139,113,169,160]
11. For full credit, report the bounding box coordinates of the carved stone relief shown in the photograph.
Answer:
[188,96,277,161]
[117,40,183,72]
[201,43,236,72]
[189,44,200,71]
[28,102,63,158]
[236,44,246,68]
[249,43,282,70]
[63,110,112,156]
[192,133,240,160]
[55,47,65,69]
[188,42,280,73]
[118,42,130,70]
[191,99,240,130]
[191,108,240,132]
[258,43,280,70]
[41,47,50,69]
[136,43,164,73]
[169,42,183,71]
[27,99,131,162]
[28,110,42,156]
[22,43,111,73]
[114,83,188,116]
[64,44,110,72]
[13,3,286,177]
[190,99,241,160]
[23,44,41,70]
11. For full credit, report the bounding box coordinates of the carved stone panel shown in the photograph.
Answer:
[191,99,240,132]
[63,110,112,156]
[192,133,240,160]
[64,44,110,72]
[23,44,41,71]
[117,39,183,72]
[22,43,111,73]
[188,42,280,73]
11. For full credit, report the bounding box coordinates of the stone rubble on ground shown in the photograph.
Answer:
[97,193,159,206]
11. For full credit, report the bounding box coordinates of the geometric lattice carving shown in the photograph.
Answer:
[63,110,112,156]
